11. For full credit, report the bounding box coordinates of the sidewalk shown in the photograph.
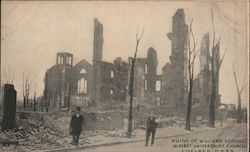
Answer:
[37,121,235,152]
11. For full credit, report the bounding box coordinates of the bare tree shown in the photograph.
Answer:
[22,73,31,109]
[127,26,144,138]
[233,64,247,123]
[53,90,58,109]
[209,8,228,127]
[45,92,51,113]
[67,83,71,112]
[3,69,15,84]
[41,96,44,112]
[44,72,50,112]
[0,45,1,90]
[33,84,36,112]
[185,19,199,130]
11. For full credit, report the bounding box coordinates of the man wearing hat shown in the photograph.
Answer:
[70,107,85,146]
[145,111,158,146]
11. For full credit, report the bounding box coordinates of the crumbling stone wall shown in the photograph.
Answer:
[71,59,93,97]
[92,18,103,105]
[45,58,74,111]
[161,9,188,110]
[1,84,17,130]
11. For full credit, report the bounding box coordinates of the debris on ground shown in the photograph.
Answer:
[0,112,227,152]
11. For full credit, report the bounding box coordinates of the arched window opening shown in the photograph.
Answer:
[145,64,148,74]
[111,70,114,78]
[156,80,161,91]
[78,78,87,94]
[80,68,87,74]
[144,80,147,91]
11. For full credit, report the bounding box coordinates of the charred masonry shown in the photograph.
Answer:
[44,9,221,115]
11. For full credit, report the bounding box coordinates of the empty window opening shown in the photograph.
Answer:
[80,68,87,74]
[111,70,114,78]
[156,80,161,91]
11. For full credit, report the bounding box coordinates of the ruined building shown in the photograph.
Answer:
[160,9,188,109]
[44,9,222,113]
[44,17,161,110]
[44,52,74,110]
[44,18,159,110]
[160,9,221,114]
[159,9,222,116]
[71,59,93,107]
[128,47,160,105]
[192,33,221,117]
[91,19,130,105]
[192,33,212,115]
[95,58,129,104]
[92,19,103,105]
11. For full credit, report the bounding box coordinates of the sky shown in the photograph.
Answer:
[1,0,248,107]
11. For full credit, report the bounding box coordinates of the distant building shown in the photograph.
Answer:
[192,33,212,116]
[192,33,221,117]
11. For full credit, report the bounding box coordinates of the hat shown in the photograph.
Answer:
[76,107,81,111]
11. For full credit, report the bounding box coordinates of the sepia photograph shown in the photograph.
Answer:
[0,0,249,152]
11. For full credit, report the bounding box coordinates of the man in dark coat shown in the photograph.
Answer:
[145,111,158,146]
[70,107,85,146]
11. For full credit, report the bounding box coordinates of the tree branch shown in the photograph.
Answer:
[134,26,145,59]
[3,70,9,84]
[233,64,240,94]
[189,19,198,55]
[218,41,229,70]
[11,71,15,84]
[191,49,200,66]
[218,29,223,43]
[211,8,215,49]
[23,73,25,98]
[240,77,247,94]
[136,26,145,42]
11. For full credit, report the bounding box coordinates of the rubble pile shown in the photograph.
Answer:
[156,117,212,128]
[43,112,71,133]
[0,112,216,152]
[0,119,73,152]
[0,115,127,152]
[192,119,209,127]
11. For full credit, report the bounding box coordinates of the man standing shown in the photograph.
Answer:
[70,107,85,146]
[145,111,158,146]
